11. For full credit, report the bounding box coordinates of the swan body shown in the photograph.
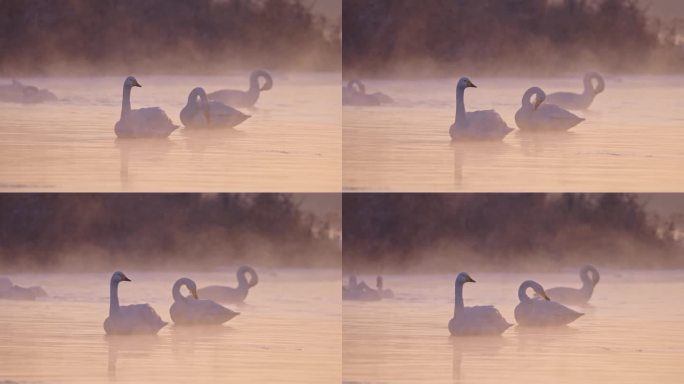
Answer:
[114,76,178,138]
[0,276,48,300]
[342,79,393,106]
[448,272,512,336]
[208,70,273,107]
[450,77,513,140]
[545,72,605,110]
[514,280,583,326]
[342,275,381,301]
[0,79,58,104]
[180,87,250,129]
[376,276,394,299]
[103,271,167,335]
[196,266,259,304]
[545,265,600,305]
[515,87,584,131]
[170,278,239,325]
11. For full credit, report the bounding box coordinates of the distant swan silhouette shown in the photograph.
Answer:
[208,70,273,107]
[376,276,394,299]
[114,76,178,138]
[342,79,393,106]
[342,275,381,301]
[545,72,605,110]
[0,79,58,104]
[0,276,48,300]
[515,87,585,131]
[196,266,259,304]
[514,280,583,326]
[449,77,513,140]
[103,271,168,335]
[545,265,600,305]
[448,272,512,336]
[180,87,250,129]
[170,278,239,325]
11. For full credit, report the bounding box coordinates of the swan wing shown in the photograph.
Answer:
[545,92,592,110]
[116,107,179,138]
[451,110,513,140]
[197,285,248,303]
[450,305,511,335]
[545,286,591,305]
[106,304,167,334]
[208,101,251,128]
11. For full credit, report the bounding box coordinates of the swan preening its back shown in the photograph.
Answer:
[342,79,393,106]
[546,72,605,110]
[515,87,585,131]
[115,76,178,138]
[180,87,250,129]
[450,77,513,141]
[545,265,600,305]
[208,70,273,107]
[196,266,259,304]
[170,278,239,325]
[448,273,512,336]
[514,280,583,327]
[104,271,167,335]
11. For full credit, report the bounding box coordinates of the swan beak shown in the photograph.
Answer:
[191,289,198,299]
[132,80,141,87]
[468,81,477,88]
[466,276,476,283]
[122,275,131,282]
[541,291,550,301]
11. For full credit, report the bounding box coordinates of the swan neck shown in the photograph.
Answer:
[455,86,466,124]
[121,85,132,119]
[248,75,261,97]
[518,281,533,302]
[172,278,192,302]
[454,281,465,317]
[109,279,120,317]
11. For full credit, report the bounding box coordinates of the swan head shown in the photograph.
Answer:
[456,272,476,285]
[124,76,141,88]
[349,275,358,287]
[580,264,600,286]
[111,271,131,283]
[457,77,477,90]
[376,276,383,290]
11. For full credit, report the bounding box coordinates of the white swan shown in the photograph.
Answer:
[114,76,178,138]
[515,87,584,131]
[544,265,600,306]
[448,273,511,336]
[208,70,273,107]
[545,72,605,110]
[170,278,239,325]
[180,87,250,129]
[450,77,513,140]
[376,276,394,299]
[514,280,583,326]
[196,266,259,304]
[0,79,58,104]
[0,276,48,300]
[103,271,168,335]
[342,275,381,301]
[342,79,393,106]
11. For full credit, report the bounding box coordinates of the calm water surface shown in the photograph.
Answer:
[0,268,341,383]
[343,76,684,191]
[343,270,684,383]
[0,73,341,191]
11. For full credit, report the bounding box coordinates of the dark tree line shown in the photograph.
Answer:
[0,194,339,270]
[343,193,680,271]
[343,0,683,76]
[0,0,340,75]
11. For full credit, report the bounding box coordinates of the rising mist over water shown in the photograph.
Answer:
[343,193,683,273]
[343,0,684,77]
[0,0,341,75]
